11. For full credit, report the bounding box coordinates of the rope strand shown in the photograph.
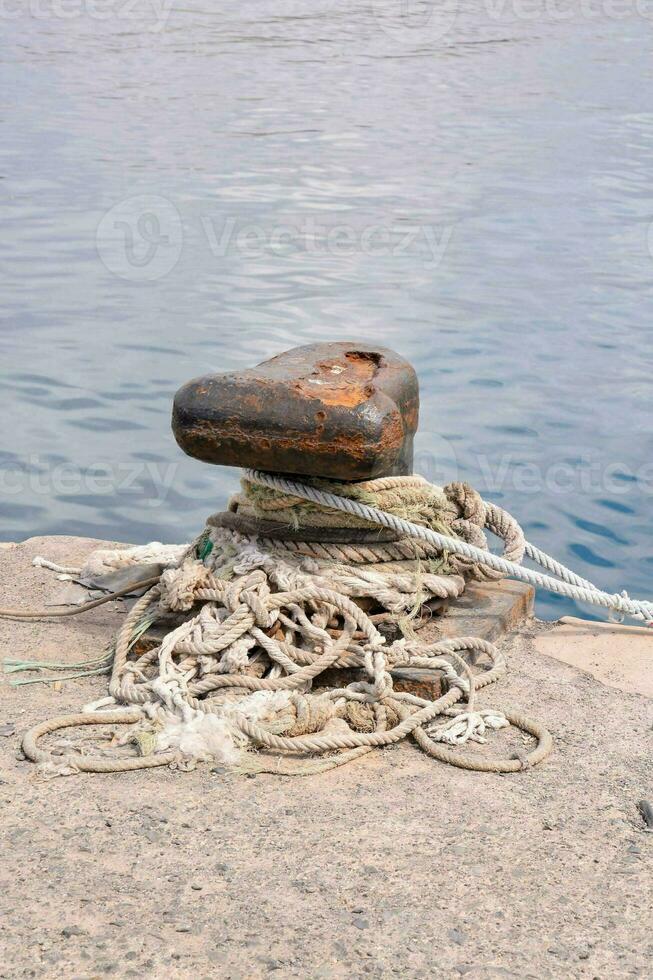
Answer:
[245,469,653,624]
[19,472,570,776]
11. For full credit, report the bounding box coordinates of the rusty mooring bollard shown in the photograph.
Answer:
[172,342,419,481]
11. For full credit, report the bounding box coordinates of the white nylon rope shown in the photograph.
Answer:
[245,469,653,625]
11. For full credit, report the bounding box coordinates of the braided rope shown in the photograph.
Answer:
[245,469,653,623]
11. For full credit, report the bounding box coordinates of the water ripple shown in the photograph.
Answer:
[1,3,652,620]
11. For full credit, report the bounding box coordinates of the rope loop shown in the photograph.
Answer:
[18,471,578,777]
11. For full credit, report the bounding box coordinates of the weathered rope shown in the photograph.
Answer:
[246,470,653,624]
[0,575,161,621]
[21,473,555,776]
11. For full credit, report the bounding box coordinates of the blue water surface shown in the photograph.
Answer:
[1,1,652,619]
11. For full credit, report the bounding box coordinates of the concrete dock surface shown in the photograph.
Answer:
[1,536,652,979]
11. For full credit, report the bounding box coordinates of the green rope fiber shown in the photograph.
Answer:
[3,611,157,687]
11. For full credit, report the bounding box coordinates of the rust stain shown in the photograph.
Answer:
[172,342,419,480]
[293,351,379,409]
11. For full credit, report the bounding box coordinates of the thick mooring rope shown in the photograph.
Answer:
[20,474,562,776]
[246,470,653,624]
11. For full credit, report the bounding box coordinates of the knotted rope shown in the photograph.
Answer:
[22,474,556,776]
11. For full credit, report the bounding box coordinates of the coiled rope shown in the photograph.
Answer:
[22,470,635,775]
[245,470,653,624]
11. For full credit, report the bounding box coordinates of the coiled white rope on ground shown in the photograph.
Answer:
[245,469,653,625]
[18,470,609,776]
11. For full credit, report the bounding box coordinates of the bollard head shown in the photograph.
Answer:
[172,342,419,481]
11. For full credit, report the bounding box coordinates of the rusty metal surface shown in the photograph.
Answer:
[172,342,419,481]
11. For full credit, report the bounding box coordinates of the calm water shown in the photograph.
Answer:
[1,2,652,619]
